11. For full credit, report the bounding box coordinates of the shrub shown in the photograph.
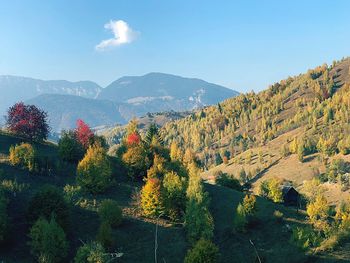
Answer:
[215,172,242,191]
[290,226,322,250]
[96,222,114,250]
[184,239,219,263]
[74,242,108,263]
[9,143,35,171]
[162,171,186,220]
[98,199,122,227]
[58,130,84,163]
[27,186,70,231]
[0,190,8,242]
[140,178,164,217]
[28,217,68,263]
[77,143,112,194]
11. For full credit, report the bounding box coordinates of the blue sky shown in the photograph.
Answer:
[0,1,349,92]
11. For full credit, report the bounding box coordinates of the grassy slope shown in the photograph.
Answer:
[206,183,350,262]
[0,133,187,262]
[1,132,348,262]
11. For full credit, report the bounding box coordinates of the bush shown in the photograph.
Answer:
[162,171,186,220]
[74,242,108,263]
[184,239,219,263]
[9,143,35,171]
[58,130,84,163]
[96,222,114,250]
[290,226,322,250]
[77,143,112,194]
[0,190,8,242]
[28,217,68,263]
[215,172,242,191]
[98,199,122,227]
[27,186,70,231]
[140,178,164,217]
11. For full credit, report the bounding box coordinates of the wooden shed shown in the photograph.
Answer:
[282,186,299,206]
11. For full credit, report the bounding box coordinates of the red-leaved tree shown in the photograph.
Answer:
[6,102,50,141]
[126,132,141,146]
[75,119,94,149]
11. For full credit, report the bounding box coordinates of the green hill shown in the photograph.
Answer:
[0,132,346,262]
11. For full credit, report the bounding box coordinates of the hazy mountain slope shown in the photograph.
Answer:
[26,94,124,131]
[0,75,102,117]
[98,72,238,114]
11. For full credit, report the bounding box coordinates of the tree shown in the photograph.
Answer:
[242,195,257,217]
[27,186,70,231]
[122,146,150,180]
[297,142,306,162]
[75,119,94,149]
[74,242,108,263]
[58,130,84,163]
[144,123,163,146]
[184,239,219,263]
[170,141,182,161]
[258,178,283,203]
[185,163,214,243]
[6,102,50,141]
[163,171,187,220]
[307,194,329,230]
[126,132,141,146]
[28,217,68,263]
[140,178,164,217]
[239,168,247,184]
[234,203,247,231]
[98,199,122,228]
[77,143,112,194]
[9,143,35,171]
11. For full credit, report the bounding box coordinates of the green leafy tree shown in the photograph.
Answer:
[163,171,187,220]
[27,186,70,231]
[122,146,150,180]
[28,217,68,263]
[234,203,247,232]
[77,143,112,194]
[58,130,84,163]
[184,239,219,263]
[185,163,214,243]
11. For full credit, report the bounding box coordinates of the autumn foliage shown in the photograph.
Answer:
[126,132,141,146]
[75,119,94,149]
[6,102,50,141]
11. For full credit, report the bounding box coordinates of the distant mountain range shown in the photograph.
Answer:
[0,73,239,131]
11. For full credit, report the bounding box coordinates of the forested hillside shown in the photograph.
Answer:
[161,57,350,169]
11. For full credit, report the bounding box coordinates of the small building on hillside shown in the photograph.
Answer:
[282,186,299,206]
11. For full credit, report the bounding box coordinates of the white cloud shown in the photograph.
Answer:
[95,20,138,51]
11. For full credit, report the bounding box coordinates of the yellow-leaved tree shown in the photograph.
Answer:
[76,143,112,194]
